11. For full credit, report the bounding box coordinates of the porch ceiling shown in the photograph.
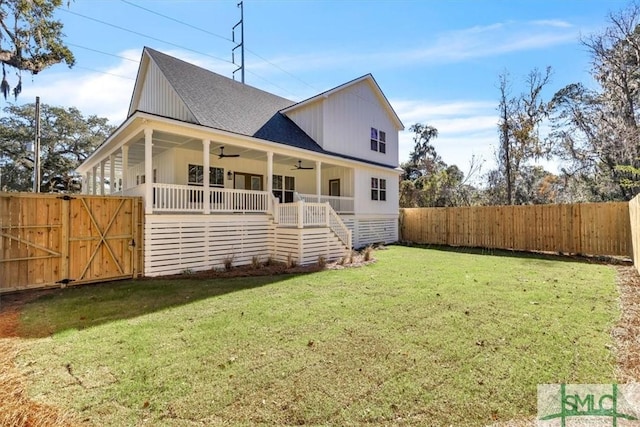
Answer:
[109,130,343,171]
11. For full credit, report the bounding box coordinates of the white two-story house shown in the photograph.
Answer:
[77,47,404,276]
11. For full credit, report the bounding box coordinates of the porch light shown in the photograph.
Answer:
[227,171,233,180]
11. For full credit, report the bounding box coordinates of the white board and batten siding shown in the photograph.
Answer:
[353,167,400,216]
[132,58,197,123]
[286,79,399,166]
[284,99,324,146]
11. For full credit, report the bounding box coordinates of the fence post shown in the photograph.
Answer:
[60,197,70,283]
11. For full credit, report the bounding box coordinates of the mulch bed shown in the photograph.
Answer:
[613,266,640,382]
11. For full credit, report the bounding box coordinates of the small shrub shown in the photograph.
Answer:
[363,246,373,262]
[348,250,355,264]
[317,256,326,268]
[182,268,194,275]
[223,255,234,271]
[338,256,346,266]
[264,256,274,267]
[286,253,297,268]
[251,256,261,269]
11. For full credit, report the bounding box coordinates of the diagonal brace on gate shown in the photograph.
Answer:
[0,228,62,261]
[78,198,127,280]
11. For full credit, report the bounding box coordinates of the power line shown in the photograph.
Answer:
[60,8,232,66]
[244,50,317,92]
[119,0,319,92]
[73,65,136,80]
[67,42,139,62]
[245,69,299,100]
[119,0,234,43]
[62,3,381,110]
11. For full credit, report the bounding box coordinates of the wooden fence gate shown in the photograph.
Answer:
[0,193,143,293]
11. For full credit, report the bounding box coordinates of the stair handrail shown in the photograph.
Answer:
[326,202,352,249]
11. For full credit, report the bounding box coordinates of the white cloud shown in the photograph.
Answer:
[532,19,573,28]
[19,48,142,124]
[395,98,499,171]
[250,19,579,74]
[16,48,238,125]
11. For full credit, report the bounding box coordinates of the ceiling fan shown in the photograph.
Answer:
[218,146,240,159]
[292,160,314,170]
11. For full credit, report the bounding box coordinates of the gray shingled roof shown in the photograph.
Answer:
[144,47,324,153]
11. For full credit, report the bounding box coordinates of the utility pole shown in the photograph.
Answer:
[33,96,41,193]
[232,1,244,83]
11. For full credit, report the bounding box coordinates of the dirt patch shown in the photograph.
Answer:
[1,291,81,426]
[0,290,58,339]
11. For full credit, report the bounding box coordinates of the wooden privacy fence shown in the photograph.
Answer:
[400,202,632,257]
[0,193,144,293]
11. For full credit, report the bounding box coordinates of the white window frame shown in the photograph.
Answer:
[188,164,224,187]
[370,127,387,154]
[371,177,387,201]
[273,174,295,203]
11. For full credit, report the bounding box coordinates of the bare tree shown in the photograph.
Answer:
[551,2,640,200]
[496,67,553,204]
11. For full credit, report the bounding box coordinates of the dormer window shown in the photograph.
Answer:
[370,127,386,153]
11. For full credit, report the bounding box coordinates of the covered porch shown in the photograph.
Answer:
[82,123,355,216]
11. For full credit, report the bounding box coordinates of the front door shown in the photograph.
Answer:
[329,179,340,196]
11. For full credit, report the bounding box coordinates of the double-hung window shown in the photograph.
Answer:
[370,128,386,153]
[371,177,387,201]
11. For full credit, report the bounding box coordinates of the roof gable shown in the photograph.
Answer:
[281,74,404,131]
[127,47,323,152]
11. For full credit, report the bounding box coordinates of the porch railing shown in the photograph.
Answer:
[276,201,352,248]
[297,193,354,214]
[152,183,269,213]
[328,207,352,249]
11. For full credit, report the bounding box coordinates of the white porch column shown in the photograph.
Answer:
[267,152,273,194]
[144,128,153,214]
[315,161,322,202]
[109,153,116,194]
[84,172,90,194]
[203,139,210,214]
[99,161,106,195]
[121,145,129,191]
[92,166,97,195]
[266,152,274,213]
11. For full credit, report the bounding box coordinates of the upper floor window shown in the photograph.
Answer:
[371,177,387,201]
[188,164,224,187]
[370,127,386,153]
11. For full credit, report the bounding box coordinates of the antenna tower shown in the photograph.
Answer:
[232,1,244,83]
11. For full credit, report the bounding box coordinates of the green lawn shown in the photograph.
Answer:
[15,246,619,426]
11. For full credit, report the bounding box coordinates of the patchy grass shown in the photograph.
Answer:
[10,246,619,426]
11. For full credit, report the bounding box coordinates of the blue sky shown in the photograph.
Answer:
[8,0,631,176]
